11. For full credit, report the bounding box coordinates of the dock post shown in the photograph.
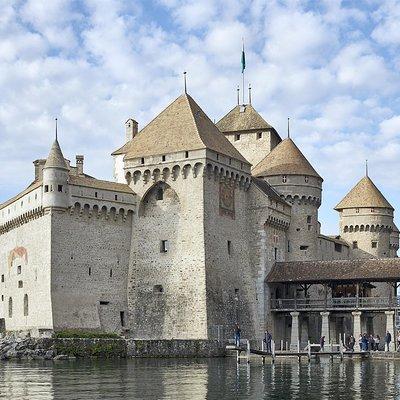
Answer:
[272,340,276,364]
[280,339,283,351]
[340,340,344,362]
[262,340,265,365]
[236,348,240,364]
[246,340,250,364]
[297,340,300,353]
[307,340,311,363]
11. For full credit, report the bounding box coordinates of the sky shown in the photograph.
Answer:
[0,0,400,234]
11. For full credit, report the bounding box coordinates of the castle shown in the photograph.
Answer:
[0,92,398,345]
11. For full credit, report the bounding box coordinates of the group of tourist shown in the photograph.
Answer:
[344,331,395,351]
[233,325,273,354]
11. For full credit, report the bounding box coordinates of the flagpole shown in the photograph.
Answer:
[242,38,245,105]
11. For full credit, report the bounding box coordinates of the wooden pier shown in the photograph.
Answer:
[226,340,371,364]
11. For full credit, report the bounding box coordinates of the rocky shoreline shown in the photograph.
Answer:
[0,337,74,361]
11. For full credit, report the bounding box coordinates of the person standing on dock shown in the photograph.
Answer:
[320,336,325,352]
[385,331,392,352]
[234,324,241,347]
[375,335,380,351]
[396,332,400,351]
[264,330,272,353]
[348,335,355,351]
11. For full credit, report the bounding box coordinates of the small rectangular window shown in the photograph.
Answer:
[304,176,309,183]
[88,267,92,276]
[274,247,278,260]
[100,301,110,305]
[110,269,113,278]
[235,134,240,141]
[282,175,287,183]
[257,132,262,139]
[58,185,63,192]
[227,240,232,255]
[156,188,163,201]
[115,194,118,201]
[17,266,21,275]
[300,245,309,250]
[1,295,3,301]
[335,243,342,252]
[307,216,312,223]
[120,311,125,327]
[44,185,49,193]
[95,192,98,198]
[287,240,290,253]
[355,208,359,213]
[1,275,4,283]
[185,151,189,158]
[353,241,358,249]
[216,154,219,160]
[153,285,164,294]
[18,281,23,288]
[371,208,375,213]
[372,241,378,248]
[162,155,166,161]
[141,157,145,164]
[161,240,169,253]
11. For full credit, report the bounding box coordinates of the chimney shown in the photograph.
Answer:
[33,159,46,181]
[76,155,84,175]
[125,118,138,142]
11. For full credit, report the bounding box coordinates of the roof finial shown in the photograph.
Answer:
[55,118,58,141]
[183,71,187,94]
[241,37,245,105]
[366,159,368,177]
[237,85,240,105]
[287,117,290,138]
[248,83,252,105]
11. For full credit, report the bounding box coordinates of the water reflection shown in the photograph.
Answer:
[0,357,399,399]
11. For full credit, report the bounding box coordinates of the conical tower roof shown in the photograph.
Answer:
[252,138,321,179]
[335,176,393,210]
[216,104,275,133]
[44,139,68,170]
[122,94,248,163]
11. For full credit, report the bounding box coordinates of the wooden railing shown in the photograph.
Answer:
[271,296,400,311]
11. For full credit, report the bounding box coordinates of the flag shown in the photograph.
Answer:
[241,45,246,73]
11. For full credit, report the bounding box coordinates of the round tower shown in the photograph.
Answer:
[335,175,396,258]
[42,139,70,210]
[252,138,323,261]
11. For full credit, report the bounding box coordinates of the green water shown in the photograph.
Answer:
[0,358,399,399]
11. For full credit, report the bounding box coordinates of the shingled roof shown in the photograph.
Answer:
[252,138,321,179]
[69,175,134,194]
[44,140,68,170]
[335,176,393,210]
[216,104,275,133]
[252,177,289,205]
[267,259,400,284]
[119,94,248,164]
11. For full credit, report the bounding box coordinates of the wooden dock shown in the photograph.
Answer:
[226,341,371,364]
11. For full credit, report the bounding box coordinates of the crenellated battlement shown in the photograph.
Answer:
[0,207,45,235]
[281,193,321,207]
[125,159,251,191]
[69,201,135,222]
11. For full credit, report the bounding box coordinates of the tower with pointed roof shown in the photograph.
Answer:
[216,103,281,167]
[253,138,323,261]
[42,139,70,210]
[335,174,397,258]
[114,93,259,340]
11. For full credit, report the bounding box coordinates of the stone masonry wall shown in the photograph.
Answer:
[0,213,53,334]
[50,209,133,333]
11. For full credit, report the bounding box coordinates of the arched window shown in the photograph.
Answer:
[24,294,29,316]
[8,297,12,318]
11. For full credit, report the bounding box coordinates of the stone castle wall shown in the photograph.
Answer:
[50,206,133,333]
[0,212,53,334]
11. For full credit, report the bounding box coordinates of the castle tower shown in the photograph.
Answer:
[42,139,70,210]
[252,138,323,261]
[335,175,396,258]
[115,93,258,340]
[216,104,281,167]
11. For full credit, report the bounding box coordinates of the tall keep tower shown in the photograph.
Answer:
[216,104,281,167]
[42,139,70,211]
[335,175,396,258]
[252,138,323,261]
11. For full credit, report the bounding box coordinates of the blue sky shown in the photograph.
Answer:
[0,0,400,233]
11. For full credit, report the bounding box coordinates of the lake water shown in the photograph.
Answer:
[0,357,399,399]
